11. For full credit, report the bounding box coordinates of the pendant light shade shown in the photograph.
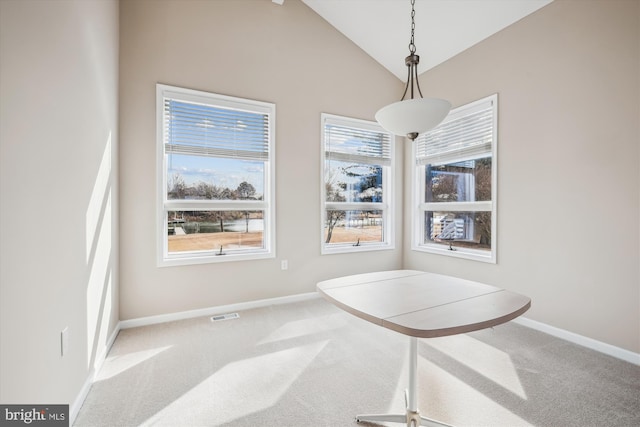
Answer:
[375,0,451,140]
[375,97,451,140]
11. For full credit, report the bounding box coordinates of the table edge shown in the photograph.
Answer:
[382,299,532,338]
[316,270,531,338]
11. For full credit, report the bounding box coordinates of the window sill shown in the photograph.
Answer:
[411,244,495,263]
[159,250,275,267]
[321,242,394,255]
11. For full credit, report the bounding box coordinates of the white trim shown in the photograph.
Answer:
[160,249,275,267]
[322,241,395,255]
[514,317,640,365]
[323,112,392,134]
[420,201,492,212]
[165,200,267,211]
[413,243,494,262]
[120,292,320,329]
[326,202,387,211]
[69,324,121,425]
[70,373,94,426]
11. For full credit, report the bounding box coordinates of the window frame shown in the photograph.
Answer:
[411,94,498,263]
[320,113,395,255]
[156,84,276,267]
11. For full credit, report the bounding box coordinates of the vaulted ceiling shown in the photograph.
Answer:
[300,0,554,80]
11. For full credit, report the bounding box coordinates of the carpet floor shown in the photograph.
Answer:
[74,298,640,426]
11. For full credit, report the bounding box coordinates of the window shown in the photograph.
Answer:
[321,113,395,254]
[156,84,275,266]
[412,94,497,263]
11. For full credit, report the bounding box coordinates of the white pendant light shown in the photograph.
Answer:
[375,0,451,141]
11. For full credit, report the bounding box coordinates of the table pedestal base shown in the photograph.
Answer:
[355,412,449,427]
[355,337,453,427]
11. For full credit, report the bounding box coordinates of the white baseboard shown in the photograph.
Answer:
[69,375,93,426]
[119,291,320,329]
[69,323,122,425]
[514,317,640,366]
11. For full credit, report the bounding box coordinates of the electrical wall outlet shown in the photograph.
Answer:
[61,327,69,357]
[281,260,288,270]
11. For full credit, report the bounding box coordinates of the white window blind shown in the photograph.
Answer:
[416,96,495,166]
[324,116,392,166]
[162,98,270,161]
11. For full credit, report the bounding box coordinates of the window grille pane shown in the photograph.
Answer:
[167,210,264,254]
[166,154,264,201]
[423,211,491,251]
[325,160,383,203]
[425,157,491,203]
[324,210,383,245]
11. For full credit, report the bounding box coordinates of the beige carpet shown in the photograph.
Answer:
[74,298,640,426]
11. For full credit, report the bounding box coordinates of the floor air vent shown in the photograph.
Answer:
[211,312,240,322]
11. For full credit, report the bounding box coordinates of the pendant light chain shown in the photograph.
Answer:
[409,0,416,54]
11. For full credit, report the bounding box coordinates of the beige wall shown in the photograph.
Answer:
[119,0,403,320]
[0,0,120,409]
[405,0,640,353]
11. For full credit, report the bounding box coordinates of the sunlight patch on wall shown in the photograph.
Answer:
[86,132,113,367]
[92,269,112,371]
[86,132,111,263]
[86,188,111,367]
[141,340,329,425]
